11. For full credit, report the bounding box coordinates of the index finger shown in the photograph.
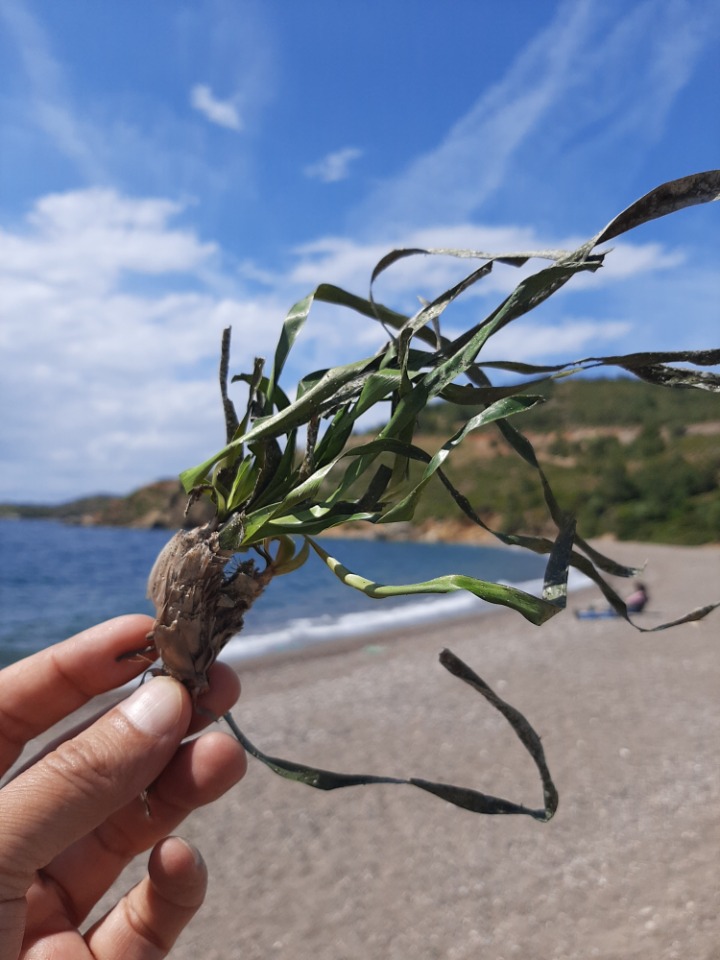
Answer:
[0,615,156,774]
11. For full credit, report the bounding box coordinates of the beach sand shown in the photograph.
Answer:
[44,542,720,957]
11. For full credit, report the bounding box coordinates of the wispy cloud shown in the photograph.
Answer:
[357,0,719,230]
[1,0,273,203]
[0,0,105,179]
[304,147,363,183]
[356,0,596,228]
[190,83,243,131]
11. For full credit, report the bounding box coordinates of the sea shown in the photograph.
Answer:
[0,518,568,669]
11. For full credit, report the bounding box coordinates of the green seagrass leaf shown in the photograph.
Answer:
[306,537,558,625]
[593,170,720,246]
[312,406,356,468]
[476,349,720,385]
[247,504,381,541]
[440,378,559,405]
[634,602,720,631]
[180,454,226,494]
[314,282,410,334]
[264,293,313,413]
[542,516,576,607]
[226,456,257,513]
[621,362,720,392]
[221,647,557,821]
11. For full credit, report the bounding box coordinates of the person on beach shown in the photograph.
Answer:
[624,581,649,613]
[0,614,247,960]
[575,581,649,619]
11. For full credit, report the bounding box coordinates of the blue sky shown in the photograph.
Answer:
[1,0,718,503]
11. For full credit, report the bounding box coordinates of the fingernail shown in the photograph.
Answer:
[118,677,185,737]
[174,836,207,871]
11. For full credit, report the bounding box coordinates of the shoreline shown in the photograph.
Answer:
[211,537,708,677]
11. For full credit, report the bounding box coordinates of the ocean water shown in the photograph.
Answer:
[0,519,555,669]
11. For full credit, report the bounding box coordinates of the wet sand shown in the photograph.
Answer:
[81,541,720,957]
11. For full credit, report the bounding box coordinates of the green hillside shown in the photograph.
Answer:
[409,377,720,545]
[406,425,719,544]
[2,378,718,545]
[418,375,720,433]
[404,379,720,544]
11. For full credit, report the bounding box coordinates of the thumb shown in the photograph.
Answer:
[0,676,191,901]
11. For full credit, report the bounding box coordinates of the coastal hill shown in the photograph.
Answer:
[3,378,718,545]
[0,480,215,530]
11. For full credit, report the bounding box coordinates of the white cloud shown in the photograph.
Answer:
[477,318,632,364]
[0,189,285,501]
[579,242,686,283]
[190,83,243,131]
[304,147,363,183]
[1,189,216,294]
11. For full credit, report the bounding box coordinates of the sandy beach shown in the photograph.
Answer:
[37,541,720,958]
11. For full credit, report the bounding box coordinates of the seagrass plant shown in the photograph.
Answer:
[144,171,720,820]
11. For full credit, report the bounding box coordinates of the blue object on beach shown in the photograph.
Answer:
[575,608,619,620]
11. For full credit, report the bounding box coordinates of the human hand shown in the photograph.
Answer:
[0,615,247,959]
